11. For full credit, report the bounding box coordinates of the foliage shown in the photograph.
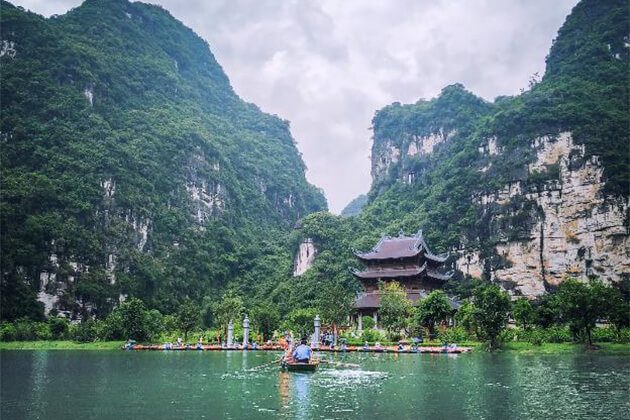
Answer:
[49,317,70,340]
[72,319,99,343]
[361,316,375,330]
[360,328,384,343]
[553,278,623,346]
[340,194,368,217]
[212,291,244,335]
[0,0,325,321]
[109,297,155,342]
[249,302,280,341]
[176,301,200,342]
[378,281,412,336]
[283,307,318,339]
[473,284,511,349]
[437,326,470,343]
[455,301,478,337]
[414,290,452,336]
[512,298,536,330]
[317,282,354,332]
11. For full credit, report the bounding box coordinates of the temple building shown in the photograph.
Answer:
[351,230,455,329]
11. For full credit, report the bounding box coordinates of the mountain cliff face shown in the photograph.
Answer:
[361,0,628,297]
[0,0,326,320]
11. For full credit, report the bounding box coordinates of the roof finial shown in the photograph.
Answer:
[398,229,405,237]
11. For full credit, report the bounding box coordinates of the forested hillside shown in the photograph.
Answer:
[295,0,628,299]
[0,0,325,320]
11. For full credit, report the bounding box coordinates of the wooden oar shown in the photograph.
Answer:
[246,356,284,372]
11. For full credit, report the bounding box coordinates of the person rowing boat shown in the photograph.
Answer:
[292,339,312,363]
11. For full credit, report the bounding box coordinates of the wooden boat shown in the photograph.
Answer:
[281,357,319,372]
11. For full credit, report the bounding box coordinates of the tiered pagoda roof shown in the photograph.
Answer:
[354,230,448,263]
[352,230,452,282]
[350,263,427,279]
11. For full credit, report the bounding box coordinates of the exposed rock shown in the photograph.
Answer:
[293,238,316,276]
[407,129,452,157]
[371,139,400,180]
[464,132,629,297]
[455,250,483,279]
[0,40,16,58]
[84,87,94,106]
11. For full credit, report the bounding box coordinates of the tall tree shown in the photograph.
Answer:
[379,281,412,338]
[318,282,354,345]
[212,291,244,338]
[177,301,200,342]
[554,278,622,346]
[414,290,452,337]
[512,298,536,330]
[473,284,511,350]
[250,302,280,342]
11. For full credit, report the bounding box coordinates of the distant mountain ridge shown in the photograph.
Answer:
[0,0,326,320]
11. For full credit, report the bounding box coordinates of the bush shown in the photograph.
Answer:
[542,326,572,343]
[72,320,98,343]
[49,317,69,340]
[32,322,52,340]
[361,316,375,330]
[360,328,383,343]
[0,322,17,341]
[592,327,617,343]
[438,327,470,343]
[616,328,630,343]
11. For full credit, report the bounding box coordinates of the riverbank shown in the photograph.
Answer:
[0,341,124,350]
[1,340,629,354]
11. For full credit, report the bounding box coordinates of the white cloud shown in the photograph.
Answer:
[11,0,578,212]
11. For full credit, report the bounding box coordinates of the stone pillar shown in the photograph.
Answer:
[227,320,234,347]
[373,312,378,330]
[358,314,363,331]
[242,315,250,348]
[313,315,321,348]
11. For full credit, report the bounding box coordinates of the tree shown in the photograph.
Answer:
[512,298,536,330]
[284,308,318,339]
[533,293,560,328]
[455,301,478,337]
[473,284,511,350]
[415,290,452,337]
[115,297,151,342]
[177,301,200,342]
[554,278,621,346]
[361,315,375,330]
[212,291,244,338]
[318,282,354,345]
[379,281,412,338]
[250,302,280,342]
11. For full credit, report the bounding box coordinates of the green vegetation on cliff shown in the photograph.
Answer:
[0,0,325,320]
[292,0,628,298]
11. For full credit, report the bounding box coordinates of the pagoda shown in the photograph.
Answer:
[351,230,454,329]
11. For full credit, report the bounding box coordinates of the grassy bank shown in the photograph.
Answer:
[0,341,124,350]
[499,342,630,355]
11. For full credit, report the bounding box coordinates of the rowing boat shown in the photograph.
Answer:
[281,357,319,372]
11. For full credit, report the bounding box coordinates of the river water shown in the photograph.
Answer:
[1,350,628,419]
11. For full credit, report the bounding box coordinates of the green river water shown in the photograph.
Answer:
[1,350,628,419]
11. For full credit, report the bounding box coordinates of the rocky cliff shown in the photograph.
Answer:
[0,0,326,320]
[361,0,629,297]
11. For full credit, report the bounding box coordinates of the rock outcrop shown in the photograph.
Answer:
[293,238,317,276]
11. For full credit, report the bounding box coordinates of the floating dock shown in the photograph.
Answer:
[126,344,471,354]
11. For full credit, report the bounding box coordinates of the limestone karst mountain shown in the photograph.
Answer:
[0,0,326,319]
[294,0,628,299]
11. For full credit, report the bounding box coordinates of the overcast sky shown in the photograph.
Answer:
[13,0,578,213]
